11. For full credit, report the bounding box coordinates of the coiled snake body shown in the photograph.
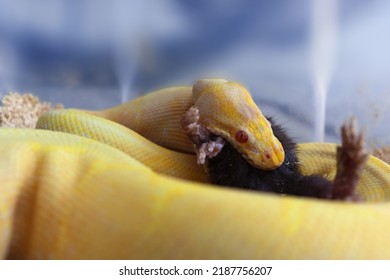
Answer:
[1,79,390,259]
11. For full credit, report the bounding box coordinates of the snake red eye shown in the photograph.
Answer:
[235,130,248,143]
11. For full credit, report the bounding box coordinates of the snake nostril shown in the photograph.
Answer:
[265,152,271,159]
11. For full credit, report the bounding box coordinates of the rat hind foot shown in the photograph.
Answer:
[332,117,368,200]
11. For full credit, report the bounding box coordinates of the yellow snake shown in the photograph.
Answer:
[1,79,390,259]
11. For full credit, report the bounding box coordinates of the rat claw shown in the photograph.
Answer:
[332,116,368,200]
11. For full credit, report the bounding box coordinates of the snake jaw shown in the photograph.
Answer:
[239,139,285,171]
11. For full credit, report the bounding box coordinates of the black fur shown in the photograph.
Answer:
[207,117,334,199]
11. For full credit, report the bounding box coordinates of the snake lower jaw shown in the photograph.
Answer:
[235,150,281,171]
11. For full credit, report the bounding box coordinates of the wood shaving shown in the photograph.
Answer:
[197,137,225,165]
[181,106,225,164]
[0,92,63,128]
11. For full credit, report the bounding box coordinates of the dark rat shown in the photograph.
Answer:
[207,117,367,201]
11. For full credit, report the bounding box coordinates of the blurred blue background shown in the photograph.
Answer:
[0,0,389,147]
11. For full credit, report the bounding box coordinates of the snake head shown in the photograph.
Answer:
[192,79,285,171]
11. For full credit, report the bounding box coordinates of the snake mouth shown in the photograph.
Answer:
[203,127,285,171]
[244,148,284,171]
[226,142,284,171]
[218,129,285,171]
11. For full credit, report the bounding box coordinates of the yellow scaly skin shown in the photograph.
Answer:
[35,108,208,182]
[1,79,390,259]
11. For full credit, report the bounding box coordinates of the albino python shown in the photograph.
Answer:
[1,79,390,259]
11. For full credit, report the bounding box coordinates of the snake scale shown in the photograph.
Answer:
[1,79,390,259]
